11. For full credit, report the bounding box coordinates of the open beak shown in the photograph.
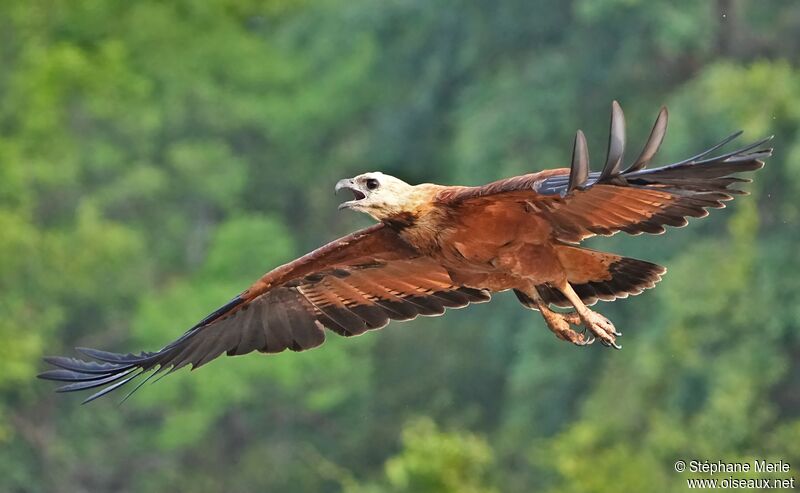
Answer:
[335,178,367,210]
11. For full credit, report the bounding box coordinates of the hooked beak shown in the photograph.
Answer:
[335,178,367,210]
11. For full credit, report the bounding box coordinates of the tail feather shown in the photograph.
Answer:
[515,246,665,309]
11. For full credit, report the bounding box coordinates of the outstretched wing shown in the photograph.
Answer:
[442,102,773,243]
[39,223,490,403]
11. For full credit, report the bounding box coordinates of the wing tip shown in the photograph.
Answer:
[543,102,773,198]
[40,346,159,403]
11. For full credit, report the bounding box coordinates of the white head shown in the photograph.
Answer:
[335,172,416,221]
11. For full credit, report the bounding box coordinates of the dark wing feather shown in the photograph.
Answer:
[599,100,626,180]
[39,224,490,403]
[441,102,772,243]
[567,130,590,193]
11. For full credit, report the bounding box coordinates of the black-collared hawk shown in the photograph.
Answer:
[40,102,773,403]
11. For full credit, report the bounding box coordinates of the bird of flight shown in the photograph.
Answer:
[40,102,773,403]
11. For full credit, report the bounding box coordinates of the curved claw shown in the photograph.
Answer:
[613,330,622,337]
[600,339,611,347]
[577,333,595,346]
[611,341,622,350]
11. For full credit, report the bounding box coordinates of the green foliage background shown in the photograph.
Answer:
[1,1,799,491]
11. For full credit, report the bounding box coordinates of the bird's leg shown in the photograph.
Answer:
[525,289,594,346]
[560,311,582,326]
[555,280,622,349]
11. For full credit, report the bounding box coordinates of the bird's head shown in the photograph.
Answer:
[335,172,417,222]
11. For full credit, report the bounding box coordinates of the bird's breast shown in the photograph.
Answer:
[441,202,552,257]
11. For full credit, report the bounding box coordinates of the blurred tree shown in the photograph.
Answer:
[348,418,497,493]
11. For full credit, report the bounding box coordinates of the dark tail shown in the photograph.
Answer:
[515,246,666,308]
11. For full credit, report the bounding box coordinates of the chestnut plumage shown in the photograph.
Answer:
[40,102,773,402]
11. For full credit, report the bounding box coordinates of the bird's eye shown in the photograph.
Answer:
[365,178,380,190]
